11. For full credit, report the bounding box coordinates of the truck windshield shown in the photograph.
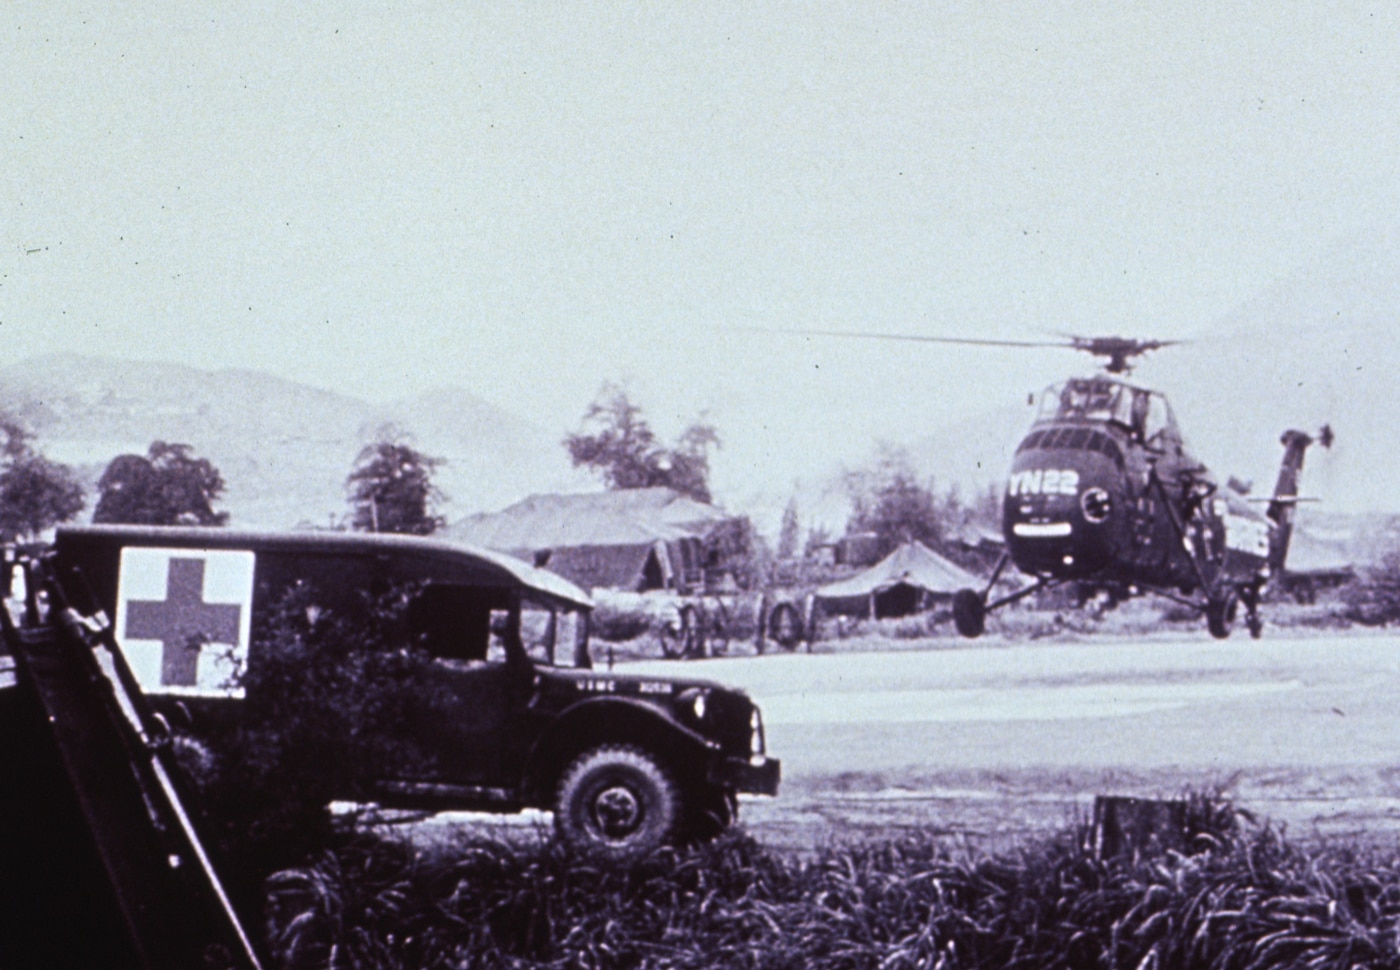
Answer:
[521,600,591,668]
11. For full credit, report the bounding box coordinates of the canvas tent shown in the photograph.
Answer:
[1276,524,1355,603]
[443,488,737,593]
[815,541,982,618]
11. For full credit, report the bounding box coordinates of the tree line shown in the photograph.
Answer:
[0,420,448,541]
[0,384,996,573]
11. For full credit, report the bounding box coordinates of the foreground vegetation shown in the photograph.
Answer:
[265,798,1400,969]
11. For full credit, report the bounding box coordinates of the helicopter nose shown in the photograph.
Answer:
[1080,485,1113,524]
[1003,456,1121,575]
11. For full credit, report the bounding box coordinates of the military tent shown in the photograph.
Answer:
[815,541,982,618]
[443,488,737,593]
[1277,524,1356,603]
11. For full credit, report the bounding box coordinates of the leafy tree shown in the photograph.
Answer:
[565,384,720,503]
[845,446,944,553]
[346,427,445,535]
[804,524,833,559]
[0,419,27,462]
[93,441,229,526]
[708,515,766,590]
[777,496,800,560]
[843,447,1005,571]
[0,420,85,541]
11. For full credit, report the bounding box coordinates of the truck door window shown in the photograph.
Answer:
[486,609,513,663]
[407,584,497,661]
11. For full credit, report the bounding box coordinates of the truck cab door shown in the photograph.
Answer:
[395,588,530,788]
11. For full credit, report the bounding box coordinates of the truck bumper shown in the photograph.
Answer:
[711,755,780,796]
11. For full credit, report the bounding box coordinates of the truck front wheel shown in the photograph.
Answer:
[554,746,679,858]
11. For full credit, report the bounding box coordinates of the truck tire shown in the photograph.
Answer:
[704,600,730,657]
[952,589,986,638]
[554,746,679,858]
[767,602,802,651]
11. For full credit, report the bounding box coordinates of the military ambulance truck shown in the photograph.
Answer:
[43,525,780,856]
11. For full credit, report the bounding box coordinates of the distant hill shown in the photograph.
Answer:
[1148,217,1400,515]
[0,354,588,528]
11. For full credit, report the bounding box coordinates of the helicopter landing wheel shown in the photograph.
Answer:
[952,589,986,638]
[1241,586,1263,640]
[1206,591,1238,640]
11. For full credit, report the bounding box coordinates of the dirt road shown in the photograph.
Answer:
[623,629,1400,851]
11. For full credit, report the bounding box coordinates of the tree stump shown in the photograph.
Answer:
[1091,795,1186,861]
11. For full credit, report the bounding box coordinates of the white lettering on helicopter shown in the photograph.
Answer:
[1211,499,1271,557]
[1224,514,1270,557]
[1007,469,1081,497]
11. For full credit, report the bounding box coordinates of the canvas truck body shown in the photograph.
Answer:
[48,525,779,854]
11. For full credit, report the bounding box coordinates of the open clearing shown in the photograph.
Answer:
[412,628,1400,854]
[616,628,1400,851]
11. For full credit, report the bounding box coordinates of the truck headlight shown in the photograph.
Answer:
[677,687,709,724]
[750,708,765,757]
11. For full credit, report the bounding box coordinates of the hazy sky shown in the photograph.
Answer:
[6,4,1399,508]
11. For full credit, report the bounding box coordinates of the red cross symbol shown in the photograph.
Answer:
[124,557,243,687]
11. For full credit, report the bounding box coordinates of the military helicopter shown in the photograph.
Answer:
[789,330,1332,640]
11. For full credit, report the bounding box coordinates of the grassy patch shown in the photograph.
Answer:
[265,797,1400,969]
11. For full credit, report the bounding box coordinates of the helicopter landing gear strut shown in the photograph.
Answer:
[1241,584,1263,639]
[1205,584,1263,640]
[951,554,1052,639]
[1205,590,1238,640]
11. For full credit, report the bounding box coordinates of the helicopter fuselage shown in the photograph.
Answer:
[769,327,1325,640]
[1001,376,1272,596]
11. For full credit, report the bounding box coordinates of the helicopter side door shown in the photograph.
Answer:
[1129,390,1212,587]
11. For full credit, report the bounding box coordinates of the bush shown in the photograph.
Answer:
[590,603,654,643]
[178,585,438,908]
[1343,554,1400,625]
[265,793,1400,969]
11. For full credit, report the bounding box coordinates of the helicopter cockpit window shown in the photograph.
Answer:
[1143,393,1175,446]
[1016,429,1047,453]
[1036,384,1066,422]
[1040,380,1134,427]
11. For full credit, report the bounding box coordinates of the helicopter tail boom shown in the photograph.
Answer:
[1266,425,1332,572]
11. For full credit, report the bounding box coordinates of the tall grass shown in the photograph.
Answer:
[265,800,1400,969]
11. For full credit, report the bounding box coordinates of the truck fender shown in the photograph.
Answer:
[522,697,716,806]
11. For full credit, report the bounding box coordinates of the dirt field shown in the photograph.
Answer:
[618,626,1400,852]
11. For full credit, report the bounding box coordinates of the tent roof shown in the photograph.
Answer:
[534,543,666,593]
[444,487,733,551]
[816,541,982,600]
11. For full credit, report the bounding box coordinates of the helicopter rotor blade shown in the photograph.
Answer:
[736,327,1074,350]
[735,327,1184,373]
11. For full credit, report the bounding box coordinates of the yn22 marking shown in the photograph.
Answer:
[1007,469,1081,497]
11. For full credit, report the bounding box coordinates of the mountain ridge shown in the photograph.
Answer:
[0,354,589,529]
